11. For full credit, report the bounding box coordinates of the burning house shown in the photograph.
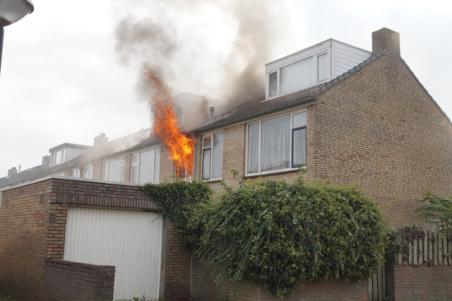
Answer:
[1,28,452,301]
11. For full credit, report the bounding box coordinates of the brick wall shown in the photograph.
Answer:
[162,221,192,300]
[191,260,368,301]
[196,54,452,227]
[42,259,115,301]
[394,265,452,301]
[0,180,51,300]
[193,53,452,299]
[0,178,190,301]
[313,55,452,227]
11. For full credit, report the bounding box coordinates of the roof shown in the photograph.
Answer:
[194,52,384,133]
[0,130,161,189]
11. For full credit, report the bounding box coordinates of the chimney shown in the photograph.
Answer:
[94,133,108,146]
[209,106,215,119]
[42,155,50,167]
[7,167,17,177]
[372,28,400,56]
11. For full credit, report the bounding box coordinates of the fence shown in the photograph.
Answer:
[368,228,451,301]
[394,228,451,266]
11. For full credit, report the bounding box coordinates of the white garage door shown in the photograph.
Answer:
[63,207,163,300]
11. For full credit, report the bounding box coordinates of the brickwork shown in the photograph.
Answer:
[394,265,452,301]
[0,180,51,300]
[163,221,192,300]
[191,260,368,301]
[197,54,452,228]
[42,259,115,301]
[313,55,452,227]
[0,178,190,301]
[194,53,452,299]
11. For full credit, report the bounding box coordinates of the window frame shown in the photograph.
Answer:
[72,167,80,178]
[245,110,307,177]
[129,145,161,185]
[201,131,224,181]
[102,156,125,183]
[83,164,93,179]
[265,50,330,100]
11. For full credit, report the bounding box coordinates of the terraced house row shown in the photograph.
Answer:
[1,28,451,301]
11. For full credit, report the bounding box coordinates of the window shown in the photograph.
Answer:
[53,149,65,165]
[202,132,224,180]
[280,57,314,95]
[130,146,160,185]
[103,157,125,182]
[268,72,278,97]
[267,50,330,99]
[83,164,93,179]
[131,153,139,184]
[246,111,307,175]
[72,168,80,178]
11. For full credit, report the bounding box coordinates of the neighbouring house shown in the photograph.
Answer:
[0,27,451,301]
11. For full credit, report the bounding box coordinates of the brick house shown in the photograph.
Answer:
[0,28,451,300]
[188,28,452,300]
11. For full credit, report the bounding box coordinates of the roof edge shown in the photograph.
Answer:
[399,59,451,124]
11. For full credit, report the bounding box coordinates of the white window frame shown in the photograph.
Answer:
[201,131,224,181]
[130,153,140,184]
[102,157,126,183]
[83,164,93,179]
[266,50,330,100]
[245,110,307,177]
[72,167,80,178]
[129,145,161,185]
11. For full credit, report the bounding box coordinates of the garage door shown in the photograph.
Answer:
[63,207,163,300]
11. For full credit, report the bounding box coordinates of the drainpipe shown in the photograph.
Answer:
[0,26,3,73]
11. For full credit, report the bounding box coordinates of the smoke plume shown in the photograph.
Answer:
[114,0,294,125]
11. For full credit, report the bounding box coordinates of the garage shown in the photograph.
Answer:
[63,207,163,300]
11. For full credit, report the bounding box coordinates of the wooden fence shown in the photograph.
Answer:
[394,228,451,266]
[369,228,451,301]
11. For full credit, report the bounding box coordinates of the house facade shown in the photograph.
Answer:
[194,28,452,228]
[0,28,451,301]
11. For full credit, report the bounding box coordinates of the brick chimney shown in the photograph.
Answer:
[42,155,50,167]
[372,28,400,56]
[7,167,17,177]
[94,133,108,146]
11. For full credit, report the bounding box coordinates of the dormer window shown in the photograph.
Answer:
[265,39,371,99]
[48,143,89,167]
[268,71,278,98]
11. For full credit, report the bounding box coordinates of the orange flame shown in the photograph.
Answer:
[145,69,194,177]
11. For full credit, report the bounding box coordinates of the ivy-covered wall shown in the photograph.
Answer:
[142,177,387,298]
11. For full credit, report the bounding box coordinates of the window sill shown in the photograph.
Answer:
[202,178,223,183]
[245,166,306,179]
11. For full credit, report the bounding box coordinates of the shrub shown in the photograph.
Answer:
[0,294,14,301]
[142,178,387,297]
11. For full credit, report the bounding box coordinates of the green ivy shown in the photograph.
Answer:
[418,193,452,232]
[141,181,212,247]
[142,178,387,297]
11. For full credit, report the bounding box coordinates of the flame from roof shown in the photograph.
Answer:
[145,69,194,177]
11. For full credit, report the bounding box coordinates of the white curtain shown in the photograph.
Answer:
[292,128,306,166]
[202,149,211,179]
[280,56,314,94]
[139,149,155,184]
[261,115,290,171]
[212,132,224,179]
[106,158,123,182]
[247,123,259,173]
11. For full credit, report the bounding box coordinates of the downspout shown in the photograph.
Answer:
[0,26,4,73]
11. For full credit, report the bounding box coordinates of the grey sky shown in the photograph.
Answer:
[0,0,451,177]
